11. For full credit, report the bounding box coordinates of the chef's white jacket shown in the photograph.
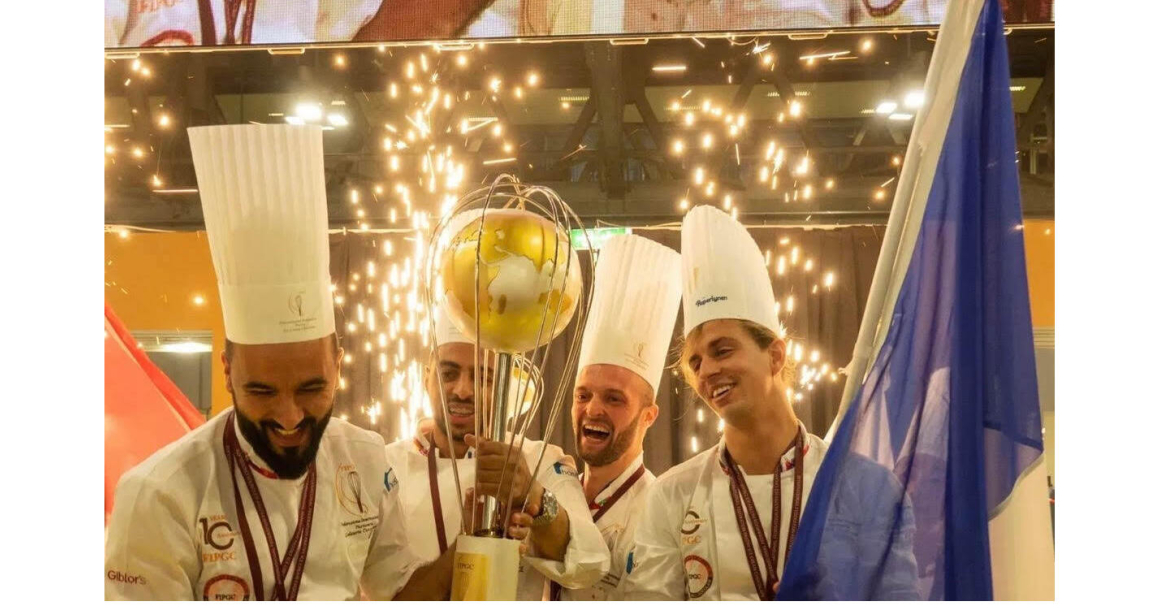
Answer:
[560,453,655,600]
[383,422,610,599]
[105,407,422,600]
[624,422,826,600]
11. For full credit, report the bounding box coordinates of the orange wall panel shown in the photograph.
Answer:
[1022,219,1055,328]
[104,232,229,415]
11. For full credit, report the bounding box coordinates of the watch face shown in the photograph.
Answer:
[534,490,557,525]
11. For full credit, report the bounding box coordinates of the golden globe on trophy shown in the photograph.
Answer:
[423,174,594,601]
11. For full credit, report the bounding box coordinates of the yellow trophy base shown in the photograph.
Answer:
[450,534,521,601]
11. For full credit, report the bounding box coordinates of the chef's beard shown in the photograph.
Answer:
[235,407,332,479]
[576,410,642,468]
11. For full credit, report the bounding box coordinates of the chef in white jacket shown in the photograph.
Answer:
[553,233,682,601]
[105,124,456,600]
[382,304,609,600]
[623,205,828,601]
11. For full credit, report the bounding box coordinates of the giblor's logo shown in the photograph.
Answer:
[633,342,646,359]
[336,464,368,516]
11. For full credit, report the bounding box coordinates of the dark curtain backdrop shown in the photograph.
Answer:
[329,225,884,476]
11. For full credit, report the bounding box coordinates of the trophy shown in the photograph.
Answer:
[423,175,593,600]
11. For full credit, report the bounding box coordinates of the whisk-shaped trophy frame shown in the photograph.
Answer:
[423,175,595,600]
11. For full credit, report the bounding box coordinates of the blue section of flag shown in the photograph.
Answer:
[778,0,1043,600]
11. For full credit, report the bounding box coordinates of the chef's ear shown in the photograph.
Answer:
[642,402,660,429]
[221,341,234,388]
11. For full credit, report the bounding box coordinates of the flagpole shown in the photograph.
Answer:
[825,161,916,442]
[826,0,989,442]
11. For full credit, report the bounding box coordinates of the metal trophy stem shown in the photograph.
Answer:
[426,175,597,600]
[478,352,514,536]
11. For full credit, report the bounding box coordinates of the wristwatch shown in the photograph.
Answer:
[530,488,558,528]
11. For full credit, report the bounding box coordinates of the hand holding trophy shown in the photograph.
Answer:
[424,175,594,600]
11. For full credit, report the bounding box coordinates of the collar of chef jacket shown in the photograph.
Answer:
[563,455,656,601]
[228,410,301,482]
[589,453,647,511]
[410,419,475,459]
[680,421,823,600]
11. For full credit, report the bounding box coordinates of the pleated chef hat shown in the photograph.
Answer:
[681,205,781,338]
[577,234,682,398]
[188,125,335,345]
[433,303,470,347]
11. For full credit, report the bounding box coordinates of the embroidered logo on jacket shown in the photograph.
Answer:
[202,574,250,601]
[683,555,714,599]
[552,461,578,477]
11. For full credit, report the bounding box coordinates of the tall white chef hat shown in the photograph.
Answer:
[433,303,471,347]
[189,125,335,345]
[577,234,682,398]
[681,205,783,338]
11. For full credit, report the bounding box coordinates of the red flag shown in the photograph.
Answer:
[104,304,206,524]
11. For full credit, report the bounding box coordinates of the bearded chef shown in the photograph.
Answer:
[382,303,610,599]
[551,233,682,601]
[622,206,919,600]
[105,124,461,600]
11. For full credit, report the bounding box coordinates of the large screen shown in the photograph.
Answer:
[106,1,1053,49]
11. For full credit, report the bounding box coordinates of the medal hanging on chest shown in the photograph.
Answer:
[223,412,317,601]
[720,431,805,600]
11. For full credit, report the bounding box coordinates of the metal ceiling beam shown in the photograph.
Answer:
[106,174,1055,230]
[1017,55,1053,149]
[584,42,626,198]
[553,95,597,178]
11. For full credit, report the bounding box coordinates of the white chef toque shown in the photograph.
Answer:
[189,124,335,345]
[577,234,682,398]
[681,205,783,338]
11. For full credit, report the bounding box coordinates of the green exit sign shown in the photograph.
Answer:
[569,227,632,251]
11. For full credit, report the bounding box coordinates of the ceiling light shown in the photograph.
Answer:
[876,100,898,115]
[295,103,322,121]
[904,90,925,109]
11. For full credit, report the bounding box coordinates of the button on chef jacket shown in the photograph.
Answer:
[624,422,827,600]
[559,452,656,600]
[105,407,423,600]
[383,420,610,599]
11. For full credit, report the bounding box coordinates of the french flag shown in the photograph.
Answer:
[778,0,1054,600]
